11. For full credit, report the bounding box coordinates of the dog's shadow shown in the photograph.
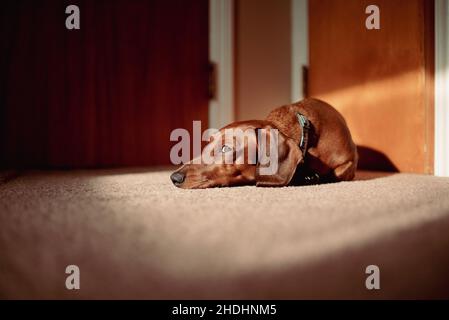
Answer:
[291,145,399,186]
[354,145,399,181]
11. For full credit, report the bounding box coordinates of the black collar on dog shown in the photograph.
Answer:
[296,112,310,158]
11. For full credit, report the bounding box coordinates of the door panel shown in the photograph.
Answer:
[0,0,209,168]
[308,0,434,173]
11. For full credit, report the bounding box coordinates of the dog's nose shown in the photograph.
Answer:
[170,172,185,185]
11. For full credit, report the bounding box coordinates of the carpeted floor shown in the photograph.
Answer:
[1,168,449,299]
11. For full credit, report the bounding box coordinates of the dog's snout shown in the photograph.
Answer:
[170,172,185,185]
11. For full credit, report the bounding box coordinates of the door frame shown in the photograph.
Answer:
[435,0,449,176]
[209,0,234,129]
[291,0,309,102]
[209,0,309,129]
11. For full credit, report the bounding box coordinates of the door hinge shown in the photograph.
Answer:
[208,62,217,100]
[302,65,309,98]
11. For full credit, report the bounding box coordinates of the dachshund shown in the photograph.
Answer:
[170,98,358,188]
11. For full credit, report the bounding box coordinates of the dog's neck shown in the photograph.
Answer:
[265,110,311,157]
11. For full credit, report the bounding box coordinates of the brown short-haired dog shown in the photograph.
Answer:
[171,98,358,188]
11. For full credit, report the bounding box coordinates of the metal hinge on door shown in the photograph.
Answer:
[208,62,217,100]
[302,65,309,98]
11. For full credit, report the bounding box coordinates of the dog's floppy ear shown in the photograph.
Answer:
[255,128,303,187]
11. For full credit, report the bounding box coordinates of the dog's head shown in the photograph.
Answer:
[170,120,303,189]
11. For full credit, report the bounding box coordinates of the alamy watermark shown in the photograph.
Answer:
[365,265,380,290]
[65,265,80,290]
[365,5,380,30]
[65,5,80,30]
[170,121,279,176]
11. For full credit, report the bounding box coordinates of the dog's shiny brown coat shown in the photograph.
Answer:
[172,98,358,188]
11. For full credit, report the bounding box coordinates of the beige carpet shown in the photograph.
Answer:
[1,168,449,299]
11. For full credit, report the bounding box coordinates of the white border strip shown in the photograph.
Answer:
[209,0,234,129]
[435,0,449,176]
[291,0,308,102]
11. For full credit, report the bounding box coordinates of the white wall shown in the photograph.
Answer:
[435,0,449,176]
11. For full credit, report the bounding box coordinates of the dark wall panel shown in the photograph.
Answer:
[0,0,209,168]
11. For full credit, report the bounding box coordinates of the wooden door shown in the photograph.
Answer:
[308,0,434,173]
[0,0,209,168]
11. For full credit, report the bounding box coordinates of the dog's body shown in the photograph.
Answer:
[171,98,358,188]
[266,98,358,184]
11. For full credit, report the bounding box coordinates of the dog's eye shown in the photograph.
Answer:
[221,145,232,153]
